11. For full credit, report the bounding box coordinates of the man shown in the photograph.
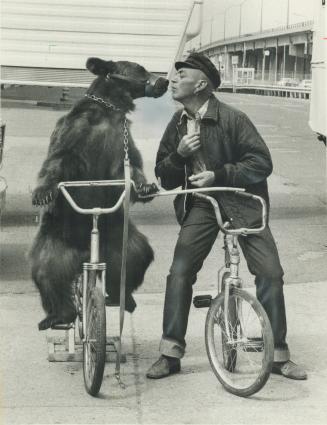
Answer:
[146,52,307,380]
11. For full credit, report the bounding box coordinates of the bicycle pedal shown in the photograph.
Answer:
[51,323,75,330]
[193,295,212,308]
[243,337,264,352]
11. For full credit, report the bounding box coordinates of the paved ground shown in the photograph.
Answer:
[0,91,326,424]
[1,283,327,425]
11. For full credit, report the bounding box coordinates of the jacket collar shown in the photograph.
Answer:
[177,94,219,126]
[179,99,209,123]
[202,94,219,122]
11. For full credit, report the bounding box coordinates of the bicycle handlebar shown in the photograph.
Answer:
[144,187,267,235]
[58,180,136,215]
[58,182,267,235]
[194,191,267,235]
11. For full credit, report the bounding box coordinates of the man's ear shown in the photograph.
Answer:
[86,58,116,76]
[194,79,208,94]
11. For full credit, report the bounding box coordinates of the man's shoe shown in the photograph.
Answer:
[146,355,181,379]
[272,360,307,380]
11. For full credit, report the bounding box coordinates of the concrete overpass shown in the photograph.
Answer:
[194,20,313,88]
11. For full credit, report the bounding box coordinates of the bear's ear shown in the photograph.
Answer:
[86,58,116,76]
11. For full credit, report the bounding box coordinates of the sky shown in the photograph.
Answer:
[200,0,315,44]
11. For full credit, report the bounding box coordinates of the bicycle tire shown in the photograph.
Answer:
[205,287,274,397]
[83,271,106,396]
[74,275,83,340]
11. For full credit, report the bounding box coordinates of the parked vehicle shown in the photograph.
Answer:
[309,0,326,145]
[0,123,7,218]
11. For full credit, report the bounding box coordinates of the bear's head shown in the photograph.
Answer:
[86,57,168,110]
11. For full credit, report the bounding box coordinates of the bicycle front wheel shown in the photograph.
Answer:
[83,275,106,396]
[205,287,274,397]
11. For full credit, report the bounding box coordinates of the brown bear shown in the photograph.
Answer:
[30,57,168,330]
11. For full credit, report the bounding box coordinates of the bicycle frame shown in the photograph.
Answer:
[200,190,266,344]
[143,186,267,344]
[58,179,136,339]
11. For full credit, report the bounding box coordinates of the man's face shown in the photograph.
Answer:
[170,67,205,101]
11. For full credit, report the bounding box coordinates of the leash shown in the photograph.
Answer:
[85,91,131,387]
[115,118,131,389]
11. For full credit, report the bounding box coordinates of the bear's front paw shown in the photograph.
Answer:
[136,183,159,203]
[32,186,56,206]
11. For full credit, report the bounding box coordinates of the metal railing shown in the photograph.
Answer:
[221,69,311,88]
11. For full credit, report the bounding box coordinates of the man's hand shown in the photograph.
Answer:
[188,171,215,188]
[177,133,201,158]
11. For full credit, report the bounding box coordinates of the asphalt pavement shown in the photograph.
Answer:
[0,91,326,424]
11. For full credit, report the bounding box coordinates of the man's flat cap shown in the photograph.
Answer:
[175,52,221,88]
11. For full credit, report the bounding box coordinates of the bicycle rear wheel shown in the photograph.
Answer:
[83,272,106,396]
[205,287,274,397]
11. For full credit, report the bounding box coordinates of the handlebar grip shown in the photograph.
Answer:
[235,191,256,200]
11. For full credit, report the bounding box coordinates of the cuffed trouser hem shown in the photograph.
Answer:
[159,337,185,359]
[274,347,290,362]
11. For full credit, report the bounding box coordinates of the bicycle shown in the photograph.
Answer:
[146,186,274,397]
[57,178,134,396]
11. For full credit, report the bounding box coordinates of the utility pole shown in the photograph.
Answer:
[283,44,286,79]
[260,0,264,32]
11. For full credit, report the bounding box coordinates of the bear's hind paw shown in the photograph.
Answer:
[38,311,77,331]
[38,316,56,331]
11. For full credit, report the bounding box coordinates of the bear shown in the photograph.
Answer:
[30,57,168,331]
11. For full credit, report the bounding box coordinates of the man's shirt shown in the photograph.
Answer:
[181,99,209,175]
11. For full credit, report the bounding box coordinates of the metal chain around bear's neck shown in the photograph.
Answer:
[84,93,121,112]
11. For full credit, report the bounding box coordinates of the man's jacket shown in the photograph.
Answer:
[155,95,273,228]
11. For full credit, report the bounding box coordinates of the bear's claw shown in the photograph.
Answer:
[32,188,56,206]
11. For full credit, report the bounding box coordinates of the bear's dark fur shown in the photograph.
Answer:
[30,57,168,330]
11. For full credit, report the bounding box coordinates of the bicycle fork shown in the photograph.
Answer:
[223,235,242,343]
